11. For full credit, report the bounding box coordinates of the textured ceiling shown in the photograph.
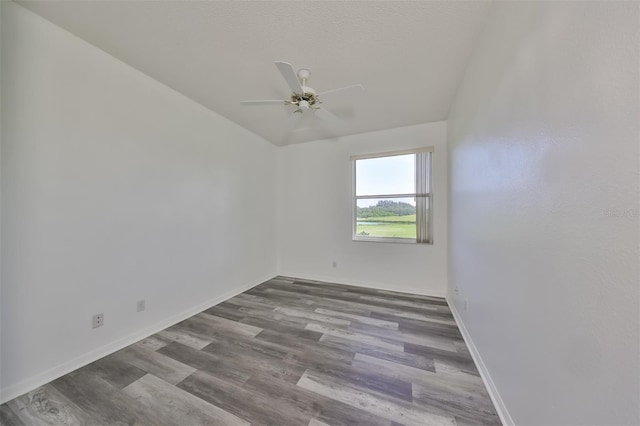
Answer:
[17,1,492,146]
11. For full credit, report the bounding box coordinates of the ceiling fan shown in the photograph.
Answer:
[240,61,363,124]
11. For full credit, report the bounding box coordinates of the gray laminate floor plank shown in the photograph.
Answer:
[413,383,501,426]
[249,288,381,319]
[195,312,263,337]
[250,288,374,316]
[164,330,306,385]
[135,334,172,351]
[314,399,398,426]
[156,341,252,386]
[317,334,437,372]
[240,315,325,342]
[346,320,466,353]
[50,368,164,425]
[307,322,405,352]
[123,373,249,426]
[349,318,461,343]
[274,306,352,326]
[201,340,307,384]
[404,342,478,372]
[244,372,396,426]
[6,385,94,426]
[279,276,448,307]
[157,325,216,350]
[205,329,291,361]
[358,295,449,312]
[271,279,450,314]
[255,328,356,365]
[369,311,463,338]
[74,353,148,390]
[308,418,332,426]
[178,370,312,426]
[296,357,414,402]
[1,276,500,425]
[297,370,457,426]
[353,353,486,397]
[222,293,289,311]
[111,344,196,385]
[434,359,482,378]
[236,304,352,331]
[0,404,25,426]
[241,373,325,421]
[261,286,457,325]
[315,307,400,329]
[248,290,377,319]
[202,305,248,322]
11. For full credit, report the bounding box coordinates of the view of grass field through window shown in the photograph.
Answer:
[356,198,417,239]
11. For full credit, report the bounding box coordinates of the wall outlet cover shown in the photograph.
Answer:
[92,313,104,329]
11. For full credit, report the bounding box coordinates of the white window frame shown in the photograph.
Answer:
[351,147,433,244]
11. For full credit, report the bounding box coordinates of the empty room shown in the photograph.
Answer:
[1,1,638,425]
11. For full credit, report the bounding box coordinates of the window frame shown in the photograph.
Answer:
[351,147,433,244]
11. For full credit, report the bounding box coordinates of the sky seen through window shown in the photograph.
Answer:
[355,154,415,207]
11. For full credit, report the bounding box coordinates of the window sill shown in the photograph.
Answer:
[352,236,432,245]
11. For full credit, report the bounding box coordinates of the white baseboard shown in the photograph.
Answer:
[278,271,446,298]
[0,274,275,404]
[446,296,514,426]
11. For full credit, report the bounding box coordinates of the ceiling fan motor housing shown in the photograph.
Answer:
[291,87,319,110]
[290,68,320,110]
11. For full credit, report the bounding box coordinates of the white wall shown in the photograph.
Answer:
[277,122,448,296]
[447,2,639,425]
[0,2,277,402]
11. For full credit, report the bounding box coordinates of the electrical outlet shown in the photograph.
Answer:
[92,313,104,329]
[137,300,146,312]
[332,261,337,268]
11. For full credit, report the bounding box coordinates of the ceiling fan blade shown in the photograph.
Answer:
[275,61,304,94]
[318,84,364,104]
[313,107,338,121]
[240,100,289,106]
[288,112,307,131]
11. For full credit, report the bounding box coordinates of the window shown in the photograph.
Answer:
[352,148,432,244]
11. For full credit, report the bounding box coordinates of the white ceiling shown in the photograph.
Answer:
[17,1,492,146]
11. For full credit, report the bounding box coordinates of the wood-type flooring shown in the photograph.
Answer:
[0,276,501,425]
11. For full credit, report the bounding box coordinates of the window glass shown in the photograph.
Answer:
[355,154,415,196]
[355,198,417,239]
[352,149,432,244]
